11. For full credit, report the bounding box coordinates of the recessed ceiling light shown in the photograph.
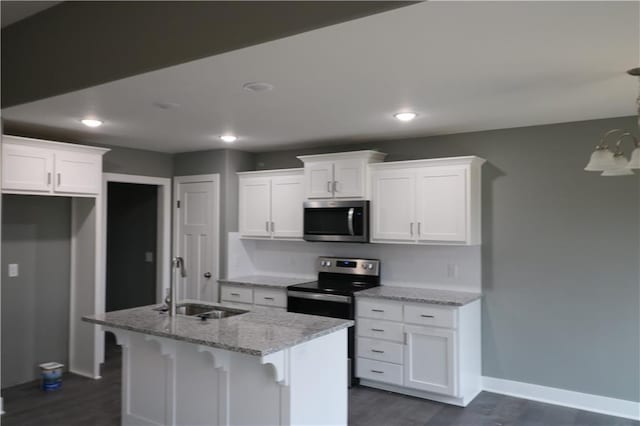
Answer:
[220,135,237,143]
[394,112,418,122]
[242,81,274,92]
[81,118,103,128]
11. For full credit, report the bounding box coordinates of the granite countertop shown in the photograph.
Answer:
[83,303,352,357]
[218,275,315,289]
[355,286,481,306]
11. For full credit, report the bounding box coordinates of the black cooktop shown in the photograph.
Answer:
[288,272,380,296]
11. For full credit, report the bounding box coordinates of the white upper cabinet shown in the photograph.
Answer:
[297,151,386,200]
[2,143,53,193]
[370,157,484,245]
[2,135,109,197]
[415,167,467,242]
[238,169,304,240]
[239,177,272,238]
[371,169,415,242]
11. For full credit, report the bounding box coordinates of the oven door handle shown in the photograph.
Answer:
[347,208,355,236]
[287,290,352,304]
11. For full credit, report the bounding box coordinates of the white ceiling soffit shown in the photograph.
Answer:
[1,1,61,28]
[3,1,638,153]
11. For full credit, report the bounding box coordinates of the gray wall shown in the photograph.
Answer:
[255,116,640,402]
[101,144,173,178]
[174,149,255,277]
[1,195,71,388]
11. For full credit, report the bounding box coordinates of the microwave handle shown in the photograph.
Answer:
[347,208,355,236]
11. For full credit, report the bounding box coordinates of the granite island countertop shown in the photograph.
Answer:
[83,303,352,356]
[218,275,315,289]
[355,285,481,306]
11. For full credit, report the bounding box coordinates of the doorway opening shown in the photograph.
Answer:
[106,182,158,311]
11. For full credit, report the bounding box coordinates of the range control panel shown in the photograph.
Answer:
[316,257,380,276]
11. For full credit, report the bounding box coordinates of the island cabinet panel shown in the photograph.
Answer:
[238,169,304,240]
[2,135,108,197]
[370,156,484,245]
[104,325,349,426]
[356,297,481,407]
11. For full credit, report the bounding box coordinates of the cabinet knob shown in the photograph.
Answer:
[204,272,212,278]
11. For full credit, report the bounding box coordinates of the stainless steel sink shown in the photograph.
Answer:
[170,303,248,319]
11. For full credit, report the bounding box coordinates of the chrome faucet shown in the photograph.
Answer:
[166,256,187,316]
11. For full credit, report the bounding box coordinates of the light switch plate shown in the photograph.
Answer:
[8,264,18,277]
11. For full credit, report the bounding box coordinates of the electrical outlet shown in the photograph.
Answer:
[8,264,18,277]
[447,264,458,278]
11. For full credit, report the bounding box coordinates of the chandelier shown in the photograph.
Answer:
[584,68,640,176]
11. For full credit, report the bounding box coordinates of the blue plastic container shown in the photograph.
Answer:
[39,362,64,391]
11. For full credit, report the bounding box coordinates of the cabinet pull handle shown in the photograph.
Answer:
[230,293,240,296]
[417,222,421,236]
[371,328,384,332]
[371,349,385,354]
[263,297,274,300]
[420,314,435,318]
[47,172,52,185]
[327,181,332,193]
[370,370,384,374]
[333,181,338,192]
[57,173,61,186]
[266,221,269,232]
[371,309,384,313]
[271,221,274,232]
[410,222,414,236]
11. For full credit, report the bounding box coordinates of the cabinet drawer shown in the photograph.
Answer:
[253,288,287,308]
[357,319,404,342]
[357,337,403,364]
[357,299,402,322]
[357,358,403,386]
[404,304,457,329]
[220,285,253,304]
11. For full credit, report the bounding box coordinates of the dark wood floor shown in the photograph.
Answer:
[2,344,638,426]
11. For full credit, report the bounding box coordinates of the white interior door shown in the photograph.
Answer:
[175,175,219,302]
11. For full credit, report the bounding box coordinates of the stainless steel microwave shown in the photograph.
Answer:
[303,200,369,243]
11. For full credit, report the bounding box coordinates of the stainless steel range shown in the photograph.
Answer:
[287,257,381,385]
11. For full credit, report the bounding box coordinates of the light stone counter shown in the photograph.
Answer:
[83,302,352,356]
[356,285,481,306]
[218,275,315,289]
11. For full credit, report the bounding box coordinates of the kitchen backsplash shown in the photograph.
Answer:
[227,232,481,292]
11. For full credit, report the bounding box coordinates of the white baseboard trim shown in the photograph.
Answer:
[482,376,640,421]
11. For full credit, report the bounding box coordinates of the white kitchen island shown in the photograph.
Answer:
[84,303,352,426]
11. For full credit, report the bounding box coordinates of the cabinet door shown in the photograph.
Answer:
[333,159,365,198]
[54,151,101,194]
[415,167,467,242]
[404,325,457,396]
[239,178,272,237]
[271,175,304,239]
[371,169,416,242]
[2,144,53,193]
[305,162,334,199]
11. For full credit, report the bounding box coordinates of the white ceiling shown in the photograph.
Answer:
[1,1,61,28]
[3,1,639,153]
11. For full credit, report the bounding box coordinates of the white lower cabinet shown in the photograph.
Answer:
[356,297,481,406]
[404,325,456,396]
[220,284,287,310]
